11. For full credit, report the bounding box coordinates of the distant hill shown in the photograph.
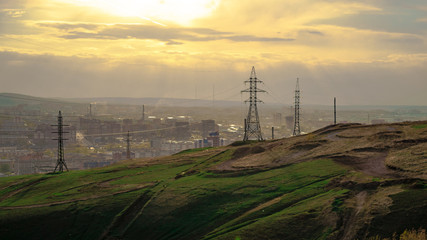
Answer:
[64,97,242,107]
[0,93,76,107]
[0,93,242,108]
[0,121,426,239]
[3,92,427,110]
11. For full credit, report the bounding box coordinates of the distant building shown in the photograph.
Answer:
[371,119,387,124]
[285,116,294,129]
[0,159,13,175]
[207,131,220,147]
[112,151,135,161]
[273,113,282,126]
[175,122,190,140]
[83,161,111,169]
[165,117,177,125]
[0,117,31,146]
[34,124,76,146]
[122,119,133,132]
[201,120,216,138]
[79,117,102,136]
[194,132,228,148]
[148,117,162,126]
[161,140,193,152]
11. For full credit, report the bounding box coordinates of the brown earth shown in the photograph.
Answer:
[213,121,427,179]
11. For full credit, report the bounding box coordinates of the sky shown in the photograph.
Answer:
[0,0,426,105]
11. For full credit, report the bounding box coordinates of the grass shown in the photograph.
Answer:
[411,124,427,129]
[0,158,350,240]
[0,190,143,240]
[174,147,212,155]
[213,189,349,240]
[0,162,194,207]
[366,188,427,239]
[123,159,349,239]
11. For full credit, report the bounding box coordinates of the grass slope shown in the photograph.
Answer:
[0,122,426,240]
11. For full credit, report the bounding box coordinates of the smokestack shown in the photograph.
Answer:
[142,105,145,121]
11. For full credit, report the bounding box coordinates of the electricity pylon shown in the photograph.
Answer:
[52,111,69,173]
[293,78,301,136]
[242,66,266,141]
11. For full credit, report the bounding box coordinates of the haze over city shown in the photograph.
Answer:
[1,0,426,105]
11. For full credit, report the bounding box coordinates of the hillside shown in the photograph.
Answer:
[0,122,426,240]
[0,93,75,106]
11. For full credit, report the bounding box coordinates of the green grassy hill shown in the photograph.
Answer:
[0,122,426,240]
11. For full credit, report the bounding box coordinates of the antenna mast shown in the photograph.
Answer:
[242,66,266,141]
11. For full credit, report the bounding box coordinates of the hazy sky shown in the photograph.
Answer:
[0,0,426,105]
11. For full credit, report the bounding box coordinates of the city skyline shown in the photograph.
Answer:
[0,0,426,105]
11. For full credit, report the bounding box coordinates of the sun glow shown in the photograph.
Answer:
[61,0,220,25]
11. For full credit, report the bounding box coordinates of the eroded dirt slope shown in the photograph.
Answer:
[214,121,427,179]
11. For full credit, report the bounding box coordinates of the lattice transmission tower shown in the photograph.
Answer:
[52,111,69,173]
[293,78,301,136]
[242,66,266,141]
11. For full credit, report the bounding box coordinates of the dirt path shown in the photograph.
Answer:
[341,191,367,240]
[239,194,285,219]
[99,183,166,240]
[333,152,400,178]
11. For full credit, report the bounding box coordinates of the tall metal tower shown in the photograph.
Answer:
[293,78,301,136]
[242,66,265,141]
[126,131,131,159]
[52,111,69,173]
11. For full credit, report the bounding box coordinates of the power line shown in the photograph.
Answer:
[82,124,191,137]
[262,82,287,105]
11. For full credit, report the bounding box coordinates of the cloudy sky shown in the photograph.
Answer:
[0,0,426,105]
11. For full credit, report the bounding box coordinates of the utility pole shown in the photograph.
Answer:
[242,66,266,141]
[126,131,131,159]
[293,78,301,136]
[272,127,275,140]
[52,111,69,173]
[334,97,337,125]
[142,105,145,121]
